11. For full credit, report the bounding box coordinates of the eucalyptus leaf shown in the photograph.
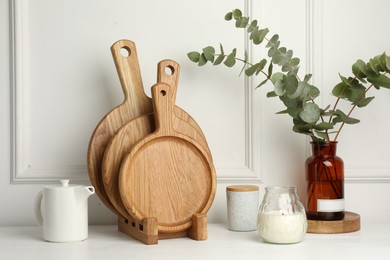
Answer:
[314,122,334,130]
[331,109,360,124]
[266,34,279,48]
[377,53,388,71]
[225,12,233,21]
[224,49,237,67]
[266,90,277,97]
[368,58,380,74]
[255,59,267,75]
[367,74,390,88]
[187,51,200,63]
[355,96,375,108]
[293,121,313,134]
[284,75,299,96]
[213,44,225,65]
[332,82,350,99]
[267,41,280,57]
[245,63,259,76]
[247,20,258,33]
[202,46,215,62]
[233,9,242,20]
[287,107,302,119]
[236,16,249,28]
[198,53,207,66]
[348,84,366,103]
[274,79,286,96]
[352,59,368,82]
[304,74,313,83]
[288,81,307,99]
[276,109,288,114]
[279,49,293,66]
[213,54,225,65]
[300,103,320,124]
[314,130,329,141]
[253,28,269,45]
[250,27,259,41]
[280,95,301,109]
[282,57,300,72]
[256,78,269,89]
[267,62,273,76]
[309,85,320,99]
[386,56,390,71]
[270,72,284,84]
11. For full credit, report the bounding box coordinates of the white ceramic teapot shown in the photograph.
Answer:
[34,180,95,242]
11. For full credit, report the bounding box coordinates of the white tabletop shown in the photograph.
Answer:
[1,221,389,260]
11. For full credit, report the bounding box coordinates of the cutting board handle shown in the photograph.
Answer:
[151,83,175,135]
[157,60,180,104]
[111,39,149,104]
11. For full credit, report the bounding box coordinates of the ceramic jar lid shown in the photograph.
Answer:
[226,185,259,192]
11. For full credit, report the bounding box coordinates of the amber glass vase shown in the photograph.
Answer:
[305,141,344,220]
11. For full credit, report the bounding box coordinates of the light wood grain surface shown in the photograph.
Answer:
[87,39,151,216]
[119,83,216,233]
[101,59,212,220]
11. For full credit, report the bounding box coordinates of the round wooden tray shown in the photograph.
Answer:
[307,211,360,234]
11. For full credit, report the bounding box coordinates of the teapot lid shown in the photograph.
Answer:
[60,180,69,187]
[45,179,81,189]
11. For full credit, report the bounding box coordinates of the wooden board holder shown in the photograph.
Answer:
[118,213,208,245]
[307,211,361,234]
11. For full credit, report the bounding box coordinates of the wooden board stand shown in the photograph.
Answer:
[118,214,208,245]
[307,211,361,234]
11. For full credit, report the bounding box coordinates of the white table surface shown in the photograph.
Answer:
[1,221,389,260]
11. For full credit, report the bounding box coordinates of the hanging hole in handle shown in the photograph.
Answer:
[160,90,167,96]
[164,65,175,75]
[120,46,131,57]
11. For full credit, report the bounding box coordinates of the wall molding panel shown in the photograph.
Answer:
[9,0,390,184]
[9,0,261,183]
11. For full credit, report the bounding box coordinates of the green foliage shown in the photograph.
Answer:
[187,8,390,142]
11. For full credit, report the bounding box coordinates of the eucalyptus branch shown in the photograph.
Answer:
[187,8,390,143]
[328,77,355,123]
[333,83,375,141]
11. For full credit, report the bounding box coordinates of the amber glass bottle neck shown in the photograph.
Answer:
[311,141,338,157]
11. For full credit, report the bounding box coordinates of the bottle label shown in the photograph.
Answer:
[317,199,345,212]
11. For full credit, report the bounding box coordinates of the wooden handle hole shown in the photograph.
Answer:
[164,65,175,75]
[160,90,167,96]
[120,46,131,57]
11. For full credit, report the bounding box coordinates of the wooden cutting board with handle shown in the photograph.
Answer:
[88,40,211,217]
[119,82,216,233]
[87,39,151,216]
[102,60,212,220]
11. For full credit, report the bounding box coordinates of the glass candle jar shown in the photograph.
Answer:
[257,186,307,244]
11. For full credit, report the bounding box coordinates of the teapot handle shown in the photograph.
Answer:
[34,191,43,225]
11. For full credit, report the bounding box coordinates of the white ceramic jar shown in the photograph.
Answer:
[226,185,259,231]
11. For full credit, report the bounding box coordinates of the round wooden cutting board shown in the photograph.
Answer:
[119,83,216,233]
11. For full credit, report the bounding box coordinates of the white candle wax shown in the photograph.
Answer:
[258,210,306,244]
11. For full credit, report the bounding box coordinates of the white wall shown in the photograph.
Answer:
[1,0,390,226]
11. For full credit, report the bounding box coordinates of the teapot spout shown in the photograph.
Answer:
[77,186,95,201]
